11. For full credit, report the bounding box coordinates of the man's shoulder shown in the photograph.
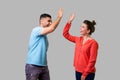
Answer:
[32,26,43,32]
[33,26,41,29]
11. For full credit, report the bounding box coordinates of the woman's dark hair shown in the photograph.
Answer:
[40,13,51,20]
[83,20,96,35]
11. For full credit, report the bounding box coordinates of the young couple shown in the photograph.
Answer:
[25,8,99,80]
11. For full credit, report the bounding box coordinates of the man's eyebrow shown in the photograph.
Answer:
[48,20,52,22]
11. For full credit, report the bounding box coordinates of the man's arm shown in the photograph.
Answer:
[41,8,63,35]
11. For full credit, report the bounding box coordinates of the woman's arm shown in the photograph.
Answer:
[82,41,99,78]
[63,14,76,43]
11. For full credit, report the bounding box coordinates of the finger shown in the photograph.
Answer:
[59,8,63,12]
[72,13,75,17]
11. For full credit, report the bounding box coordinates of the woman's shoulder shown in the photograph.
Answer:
[91,39,99,46]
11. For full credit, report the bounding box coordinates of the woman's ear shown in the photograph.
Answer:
[87,29,90,34]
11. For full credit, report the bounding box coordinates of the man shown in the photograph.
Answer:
[25,8,63,80]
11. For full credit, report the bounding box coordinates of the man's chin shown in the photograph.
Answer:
[46,25,50,27]
[44,26,49,28]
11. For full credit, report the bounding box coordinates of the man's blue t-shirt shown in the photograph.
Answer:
[26,26,48,66]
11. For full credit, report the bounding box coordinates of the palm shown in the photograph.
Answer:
[58,8,63,18]
[68,14,75,23]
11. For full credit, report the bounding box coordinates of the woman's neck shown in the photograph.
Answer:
[82,35,92,45]
[82,35,91,40]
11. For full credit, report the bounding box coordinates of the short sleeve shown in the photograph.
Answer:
[32,27,43,36]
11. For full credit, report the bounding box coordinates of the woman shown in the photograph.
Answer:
[63,14,99,80]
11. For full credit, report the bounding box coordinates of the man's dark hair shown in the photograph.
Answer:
[40,13,51,20]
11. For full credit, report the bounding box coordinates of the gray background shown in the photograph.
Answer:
[0,0,119,80]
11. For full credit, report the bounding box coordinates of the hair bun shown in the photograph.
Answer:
[92,20,96,26]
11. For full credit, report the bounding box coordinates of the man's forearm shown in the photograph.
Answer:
[50,16,62,31]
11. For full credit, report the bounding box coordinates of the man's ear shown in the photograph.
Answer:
[40,19,43,24]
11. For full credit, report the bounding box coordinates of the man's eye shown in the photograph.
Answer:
[48,20,51,22]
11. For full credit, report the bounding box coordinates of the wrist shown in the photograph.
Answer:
[57,16,62,19]
[67,20,72,24]
[81,75,86,79]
